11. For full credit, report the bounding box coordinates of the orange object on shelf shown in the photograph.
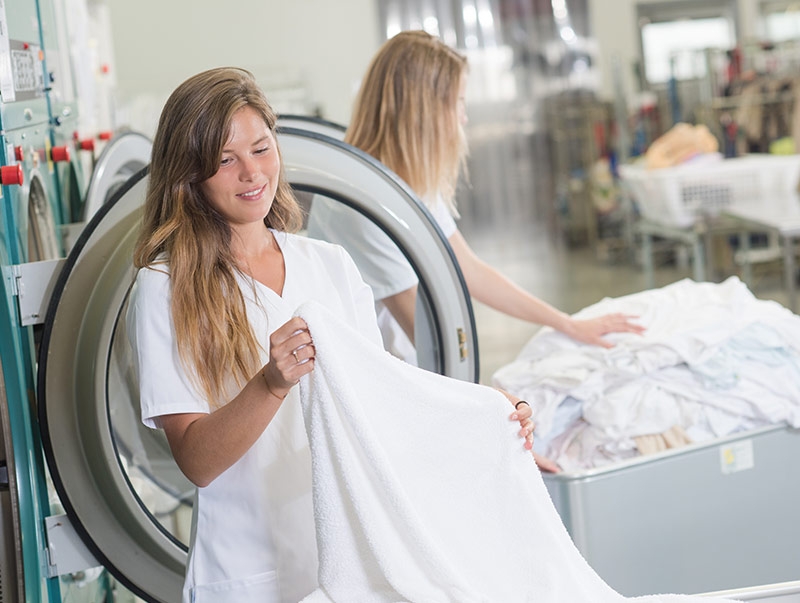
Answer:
[645,123,719,169]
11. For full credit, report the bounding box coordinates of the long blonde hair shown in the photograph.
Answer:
[345,30,468,214]
[133,67,303,407]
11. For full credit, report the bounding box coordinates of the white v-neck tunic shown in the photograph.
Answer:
[127,231,382,603]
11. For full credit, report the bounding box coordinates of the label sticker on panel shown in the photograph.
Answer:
[719,439,754,475]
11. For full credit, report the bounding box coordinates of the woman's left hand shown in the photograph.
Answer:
[498,389,534,450]
[498,389,561,472]
[565,313,645,348]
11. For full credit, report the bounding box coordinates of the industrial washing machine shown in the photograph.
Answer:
[80,130,152,222]
[0,0,64,263]
[37,0,94,226]
[0,1,72,601]
[39,0,151,244]
[29,124,476,601]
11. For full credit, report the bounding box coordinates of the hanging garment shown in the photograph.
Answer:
[295,301,738,603]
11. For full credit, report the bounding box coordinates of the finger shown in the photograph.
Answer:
[510,405,532,421]
[292,357,315,379]
[271,317,308,342]
[272,332,313,369]
[292,343,316,364]
[286,329,313,352]
[533,453,561,473]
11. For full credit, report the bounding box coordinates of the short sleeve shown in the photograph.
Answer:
[426,195,458,239]
[126,266,210,428]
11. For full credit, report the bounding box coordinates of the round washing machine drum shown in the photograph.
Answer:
[37,127,477,602]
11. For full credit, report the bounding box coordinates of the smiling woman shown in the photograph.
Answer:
[126,67,389,602]
[125,65,539,603]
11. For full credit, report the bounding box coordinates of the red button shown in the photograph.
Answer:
[79,139,95,151]
[51,146,71,162]
[98,131,113,141]
[1,165,24,186]
[14,146,24,161]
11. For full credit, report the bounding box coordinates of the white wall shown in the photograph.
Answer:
[106,0,767,136]
[106,0,380,136]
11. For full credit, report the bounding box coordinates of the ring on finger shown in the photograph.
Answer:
[292,349,300,363]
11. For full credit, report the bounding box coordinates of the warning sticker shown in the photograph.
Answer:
[720,439,755,475]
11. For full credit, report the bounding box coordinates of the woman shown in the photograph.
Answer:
[307,30,644,366]
[126,67,535,602]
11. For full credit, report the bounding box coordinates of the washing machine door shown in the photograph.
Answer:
[37,127,477,602]
[82,131,153,221]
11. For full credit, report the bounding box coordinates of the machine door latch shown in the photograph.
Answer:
[457,327,468,361]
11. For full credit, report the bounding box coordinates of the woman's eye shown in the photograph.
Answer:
[255,147,270,155]
[220,157,233,166]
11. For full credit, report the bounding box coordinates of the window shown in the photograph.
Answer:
[761,1,800,42]
[642,18,733,82]
[637,0,738,84]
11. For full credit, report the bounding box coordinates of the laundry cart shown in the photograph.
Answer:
[493,276,800,597]
[542,424,800,597]
[619,154,800,287]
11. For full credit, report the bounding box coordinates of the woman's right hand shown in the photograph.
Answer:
[261,317,316,400]
[564,313,644,348]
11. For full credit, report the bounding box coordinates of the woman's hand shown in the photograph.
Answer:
[533,452,561,473]
[261,317,316,400]
[509,400,535,451]
[497,389,534,451]
[564,313,644,348]
[498,388,561,472]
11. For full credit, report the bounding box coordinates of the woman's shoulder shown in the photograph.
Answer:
[275,230,349,259]
[133,259,171,293]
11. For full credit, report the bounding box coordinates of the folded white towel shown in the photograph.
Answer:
[296,301,738,603]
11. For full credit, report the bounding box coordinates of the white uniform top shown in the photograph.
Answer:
[127,231,381,603]
[306,194,457,364]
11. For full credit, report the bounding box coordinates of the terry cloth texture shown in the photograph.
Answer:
[295,301,739,603]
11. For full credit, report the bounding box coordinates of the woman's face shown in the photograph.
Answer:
[201,105,280,230]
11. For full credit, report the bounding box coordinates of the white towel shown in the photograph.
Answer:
[295,301,738,603]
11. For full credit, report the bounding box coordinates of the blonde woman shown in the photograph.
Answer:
[308,30,643,368]
[127,67,537,602]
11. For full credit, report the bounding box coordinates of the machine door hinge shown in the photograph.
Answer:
[44,514,102,579]
[9,259,64,326]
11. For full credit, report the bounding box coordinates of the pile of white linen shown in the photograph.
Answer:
[295,300,738,603]
[493,277,800,471]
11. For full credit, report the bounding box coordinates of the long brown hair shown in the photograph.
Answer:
[133,67,303,407]
[345,30,468,215]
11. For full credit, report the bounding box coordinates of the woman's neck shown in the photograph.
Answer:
[232,225,286,295]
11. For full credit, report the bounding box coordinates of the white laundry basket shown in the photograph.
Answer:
[619,154,800,228]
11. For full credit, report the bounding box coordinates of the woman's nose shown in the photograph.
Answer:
[238,156,259,180]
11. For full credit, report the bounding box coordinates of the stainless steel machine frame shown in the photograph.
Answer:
[544,424,800,597]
